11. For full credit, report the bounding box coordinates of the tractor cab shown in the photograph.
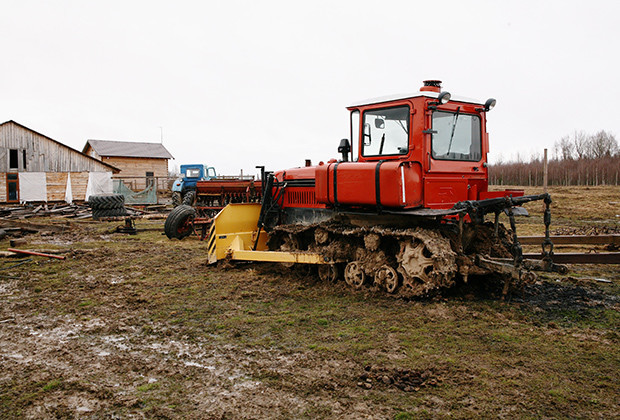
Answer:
[172,164,217,194]
[340,80,499,208]
[278,80,521,214]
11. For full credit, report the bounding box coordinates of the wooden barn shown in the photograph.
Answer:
[0,120,119,204]
[83,139,173,191]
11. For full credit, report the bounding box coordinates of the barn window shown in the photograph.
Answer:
[9,149,18,169]
[22,150,27,170]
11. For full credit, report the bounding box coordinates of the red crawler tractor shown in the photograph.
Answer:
[207,81,557,296]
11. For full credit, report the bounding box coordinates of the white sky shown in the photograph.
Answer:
[1,0,618,176]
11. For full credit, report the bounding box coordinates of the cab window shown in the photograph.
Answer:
[431,110,481,161]
[362,106,409,157]
[186,169,201,178]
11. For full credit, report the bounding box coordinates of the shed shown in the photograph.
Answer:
[83,139,173,190]
[0,121,119,203]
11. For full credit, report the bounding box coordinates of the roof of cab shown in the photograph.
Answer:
[348,90,482,108]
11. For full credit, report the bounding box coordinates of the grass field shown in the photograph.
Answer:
[0,185,618,418]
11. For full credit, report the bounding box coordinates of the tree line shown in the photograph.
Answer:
[489,130,619,186]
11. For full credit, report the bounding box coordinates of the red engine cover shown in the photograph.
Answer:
[315,161,423,208]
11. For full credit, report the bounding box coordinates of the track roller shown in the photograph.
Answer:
[374,265,400,293]
[318,264,340,282]
[344,261,366,289]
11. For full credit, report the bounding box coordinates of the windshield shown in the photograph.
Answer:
[362,106,409,157]
[431,110,481,161]
[185,169,201,178]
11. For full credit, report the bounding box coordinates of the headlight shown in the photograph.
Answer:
[438,91,451,104]
[485,98,496,111]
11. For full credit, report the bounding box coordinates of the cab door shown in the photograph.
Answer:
[424,106,486,207]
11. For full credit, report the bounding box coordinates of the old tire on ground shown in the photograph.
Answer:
[172,191,182,207]
[92,207,129,219]
[182,190,196,206]
[88,194,125,210]
[164,205,196,239]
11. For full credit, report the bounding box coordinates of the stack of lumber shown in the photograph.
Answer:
[0,204,93,219]
[0,203,170,221]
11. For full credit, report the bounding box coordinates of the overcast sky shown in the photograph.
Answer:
[1,0,618,176]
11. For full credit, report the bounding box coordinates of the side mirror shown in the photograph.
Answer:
[363,123,371,146]
[374,118,385,129]
[338,139,351,162]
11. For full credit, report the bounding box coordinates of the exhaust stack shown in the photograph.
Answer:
[421,80,442,93]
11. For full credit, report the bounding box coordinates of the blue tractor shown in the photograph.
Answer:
[171,164,217,206]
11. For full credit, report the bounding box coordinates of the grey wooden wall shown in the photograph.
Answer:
[0,121,113,173]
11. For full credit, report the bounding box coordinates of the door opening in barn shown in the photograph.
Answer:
[6,173,19,202]
[146,171,154,188]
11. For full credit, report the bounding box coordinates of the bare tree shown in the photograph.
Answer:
[572,130,591,159]
[554,135,574,160]
[489,129,619,186]
[590,130,618,158]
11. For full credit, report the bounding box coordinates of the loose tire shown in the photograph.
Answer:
[164,205,196,239]
[92,207,129,220]
[88,194,125,210]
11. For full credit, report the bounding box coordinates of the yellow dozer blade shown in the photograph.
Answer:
[207,203,328,265]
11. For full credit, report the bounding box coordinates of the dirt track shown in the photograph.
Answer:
[0,206,618,418]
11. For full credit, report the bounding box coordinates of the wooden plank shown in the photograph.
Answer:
[520,235,620,246]
[46,172,68,201]
[0,219,70,233]
[523,252,620,264]
[0,172,6,202]
[70,172,89,201]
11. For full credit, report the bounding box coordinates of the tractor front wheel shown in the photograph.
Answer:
[164,205,196,239]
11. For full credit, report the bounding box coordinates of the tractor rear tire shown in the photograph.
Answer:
[182,190,196,206]
[164,205,196,240]
[89,194,125,210]
[172,191,182,207]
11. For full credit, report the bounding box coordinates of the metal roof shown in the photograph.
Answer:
[348,91,482,108]
[84,140,174,159]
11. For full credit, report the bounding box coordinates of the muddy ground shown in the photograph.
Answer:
[0,186,619,419]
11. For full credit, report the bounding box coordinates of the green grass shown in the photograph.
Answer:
[0,206,618,418]
[137,382,160,392]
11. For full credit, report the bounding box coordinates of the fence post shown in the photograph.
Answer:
[543,148,548,193]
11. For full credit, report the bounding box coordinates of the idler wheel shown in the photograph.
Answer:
[374,265,399,293]
[344,261,366,289]
[318,264,339,283]
[398,240,435,284]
